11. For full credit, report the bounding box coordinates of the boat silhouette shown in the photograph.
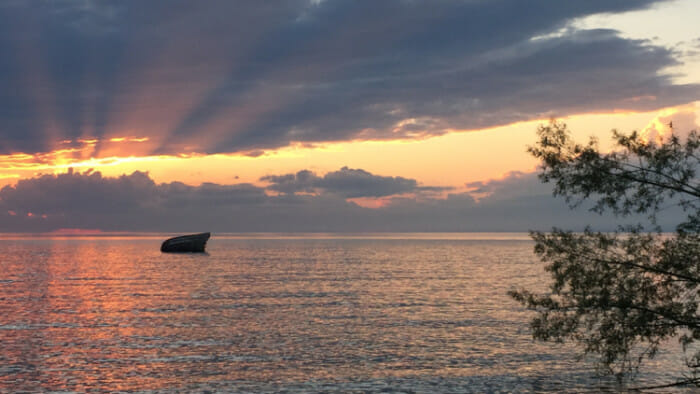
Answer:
[161,232,211,253]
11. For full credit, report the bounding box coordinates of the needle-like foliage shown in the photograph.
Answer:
[510,121,700,388]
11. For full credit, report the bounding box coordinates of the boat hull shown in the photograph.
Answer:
[160,232,211,253]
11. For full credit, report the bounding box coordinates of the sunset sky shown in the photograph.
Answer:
[0,0,698,232]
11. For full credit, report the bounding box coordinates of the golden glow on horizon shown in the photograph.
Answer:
[108,137,149,143]
[0,105,697,190]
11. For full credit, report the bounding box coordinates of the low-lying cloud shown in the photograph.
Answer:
[0,168,680,233]
[261,167,449,198]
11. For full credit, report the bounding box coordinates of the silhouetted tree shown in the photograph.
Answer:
[510,121,700,388]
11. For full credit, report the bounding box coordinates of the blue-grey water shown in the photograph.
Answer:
[0,233,689,392]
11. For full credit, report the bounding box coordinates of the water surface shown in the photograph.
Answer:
[0,234,688,392]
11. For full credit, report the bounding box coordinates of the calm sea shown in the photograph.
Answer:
[0,233,689,392]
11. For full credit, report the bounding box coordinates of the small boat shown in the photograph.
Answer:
[161,232,211,253]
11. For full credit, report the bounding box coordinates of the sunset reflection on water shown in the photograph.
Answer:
[0,235,688,392]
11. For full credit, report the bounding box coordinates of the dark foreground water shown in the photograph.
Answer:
[0,234,690,392]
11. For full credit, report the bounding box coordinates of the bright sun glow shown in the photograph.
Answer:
[1,105,697,190]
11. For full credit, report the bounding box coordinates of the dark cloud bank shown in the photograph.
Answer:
[0,169,682,233]
[0,0,698,155]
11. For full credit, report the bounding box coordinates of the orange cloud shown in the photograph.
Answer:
[641,103,700,143]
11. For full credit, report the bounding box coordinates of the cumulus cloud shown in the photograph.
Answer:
[0,0,697,156]
[261,167,448,197]
[641,104,700,142]
[0,170,270,232]
[0,168,683,232]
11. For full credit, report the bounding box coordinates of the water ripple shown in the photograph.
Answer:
[0,237,690,392]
